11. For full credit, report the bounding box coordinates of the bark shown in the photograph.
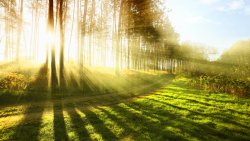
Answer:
[59,0,66,89]
[48,0,58,92]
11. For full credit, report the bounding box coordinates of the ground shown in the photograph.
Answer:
[0,77,250,141]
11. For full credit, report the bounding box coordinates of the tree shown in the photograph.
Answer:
[48,0,58,92]
[16,0,23,62]
[79,0,88,88]
[58,0,67,89]
[116,0,124,75]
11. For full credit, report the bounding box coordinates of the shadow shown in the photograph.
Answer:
[97,107,136,135]
[153,93,213,108]
[164,86,250,117]
[53,101,69,141]
[66,105,91,141]
[109,104,189,141]
[155,92,250,118]
[7,64,50,140]
[0,64,50,106]
[27,64,49,92]
[165,85,245,105]
[83,108,118,141]
[10,104,45,140]
[146,97,250,130]
[64,67,100,94]
[67,72,80,90]
[124,102,239,141]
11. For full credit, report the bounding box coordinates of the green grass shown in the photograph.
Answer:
[0,62,172,105]
[0,77,250,141]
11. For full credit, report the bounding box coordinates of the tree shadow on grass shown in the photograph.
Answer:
[146,97,250,130]
[114,102,228,141]
[7,64,49,140]
[130,98,250,141]
[156,93,250,119]
[65,105,91,141]
[103,104,189,141]
[53,101,69,141]
[82,108,118,141]
[10,104,44,140]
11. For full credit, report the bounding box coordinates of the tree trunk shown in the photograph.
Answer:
[16,0,23,62]
[4,1,10,60]
[112,0,117,69]
[116,0,123,75]
[80,0,88,68]
[80,0,88,90]
[48,0,58,92]
[59,0,66,89]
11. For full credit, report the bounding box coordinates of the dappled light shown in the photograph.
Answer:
[0,0,250,140]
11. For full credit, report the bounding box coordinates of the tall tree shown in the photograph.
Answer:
[48,0,58,92]
[112,0,117,70]
[79,0,88,85]
[77,0,81,64]
[116,0,124,75]
[88,0,95,66]
[4,0,10,60]
[58,0,67,89]
[16,0,23,62]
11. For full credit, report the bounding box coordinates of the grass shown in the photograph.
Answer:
[0,62,172,105]
[0,77,250,140]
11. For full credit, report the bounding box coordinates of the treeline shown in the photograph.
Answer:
[0,0,183,92]
[185,40,250,97]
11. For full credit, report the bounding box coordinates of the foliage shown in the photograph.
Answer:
[219,39,250,66]
[177,40,250,97]
[0,72,29,91]
[176,42,209,60]
[190,74,250,97]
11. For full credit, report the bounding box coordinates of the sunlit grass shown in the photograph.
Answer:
[0,77,250,140]
[0,61,172,105]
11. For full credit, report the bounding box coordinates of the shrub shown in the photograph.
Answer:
[191,74,250,97]
[0,73,30,91]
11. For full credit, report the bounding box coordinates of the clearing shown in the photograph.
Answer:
[0,78,250,141]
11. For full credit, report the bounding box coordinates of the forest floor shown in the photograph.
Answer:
[0,76,250,141]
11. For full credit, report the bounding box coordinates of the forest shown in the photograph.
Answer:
[0,0,249,140]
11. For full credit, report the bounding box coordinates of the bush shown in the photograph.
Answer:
[191,74,250,97]
[0,73,30,91]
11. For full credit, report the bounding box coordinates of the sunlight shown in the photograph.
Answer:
[0,0,250,140]
[92,108,124,137]
[75,108,104,141]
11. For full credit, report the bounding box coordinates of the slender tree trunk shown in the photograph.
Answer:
[116,0,123,75]
[48,0,58,92]
[4,1,10,60]
[77,0,81,63]
[59,0,66,89]
[34,0,39,61]
[112,0,117,69]
[80,0,88,69]
[88,0,95,66]
[68,0,75,60]
[16,0,23,62]
[46,0,49,64]
[79,0,88,90]
[127,1,131,70]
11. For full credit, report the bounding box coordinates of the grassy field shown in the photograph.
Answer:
[0,77,250,141]
[0,62,172,105]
